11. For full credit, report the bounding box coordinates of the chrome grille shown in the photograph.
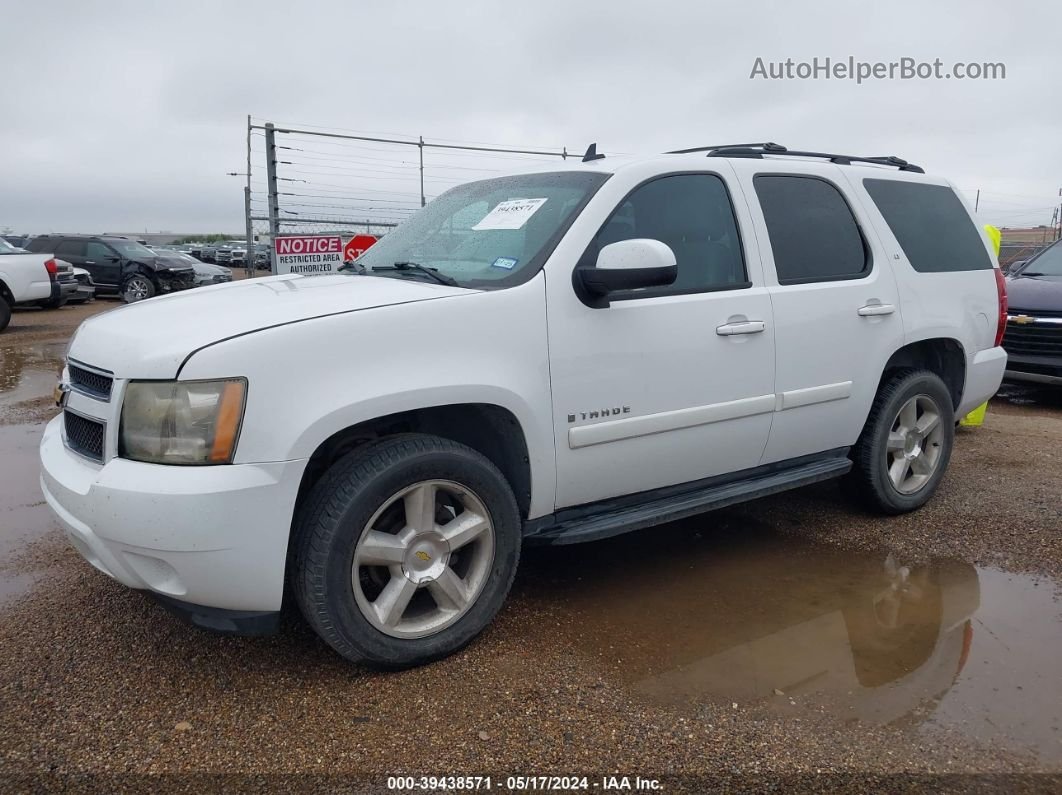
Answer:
[1003,314,1062,358]
[64,411,105,462]
[69,362,113,400]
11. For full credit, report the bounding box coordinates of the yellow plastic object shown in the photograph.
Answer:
[960,402,987,427]
[983,224,1001,257]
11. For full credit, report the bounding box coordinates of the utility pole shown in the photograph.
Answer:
[264,122,280,273]
[418,136,426,207]
[245,115,254,275]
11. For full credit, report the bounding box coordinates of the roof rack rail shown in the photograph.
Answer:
[703,144,924,173]
[666,142,786,155]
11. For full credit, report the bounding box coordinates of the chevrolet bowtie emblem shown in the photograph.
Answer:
[54,382,70,408]
[415,551,431,562]
[1012,315,1035,325]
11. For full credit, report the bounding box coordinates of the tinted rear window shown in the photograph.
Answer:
[863,179,992,272]
[754,175,868,283]
[25,237,52,253]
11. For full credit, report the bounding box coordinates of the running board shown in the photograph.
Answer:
[523,451,852,546]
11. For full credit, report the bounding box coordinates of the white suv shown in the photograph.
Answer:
[40,143,1007,667]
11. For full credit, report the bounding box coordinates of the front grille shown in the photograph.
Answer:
[64,411,105,462]
[69,362,113,400]
[1002,316,1062,358]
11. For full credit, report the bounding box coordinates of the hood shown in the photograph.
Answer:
[1005,273,1062,314]
[68,273,475,378]
[151,253,195,271]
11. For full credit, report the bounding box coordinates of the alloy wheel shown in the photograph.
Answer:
[351,480,495,639]
[884,394,945,494]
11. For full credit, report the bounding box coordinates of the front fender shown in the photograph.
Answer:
[180,278,556,518]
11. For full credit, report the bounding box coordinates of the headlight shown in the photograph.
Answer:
[120,378,247,465]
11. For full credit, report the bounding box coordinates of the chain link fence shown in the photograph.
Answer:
[245,119,578,273]
[999,242,1055,268]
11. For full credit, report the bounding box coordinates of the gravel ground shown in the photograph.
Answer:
[1,297,1060,794]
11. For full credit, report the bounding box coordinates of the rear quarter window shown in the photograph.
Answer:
[863,179,992,272]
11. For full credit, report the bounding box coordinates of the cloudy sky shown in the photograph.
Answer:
[1,0,1060,234]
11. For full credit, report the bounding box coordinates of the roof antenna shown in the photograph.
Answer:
[582,143,605,162]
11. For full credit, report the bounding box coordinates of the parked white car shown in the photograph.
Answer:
[0,237,59,331]
[40,143,1007,667]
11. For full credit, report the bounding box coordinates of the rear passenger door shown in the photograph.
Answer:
[733,163,904,464]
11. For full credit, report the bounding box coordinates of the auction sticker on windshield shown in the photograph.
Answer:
[473,198,548,230]
[274,235,344,275]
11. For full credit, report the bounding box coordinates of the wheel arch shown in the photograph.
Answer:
[878,338,966,410]
[293,402,534,524]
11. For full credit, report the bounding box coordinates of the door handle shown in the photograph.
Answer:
[716,320,766,336]
[857,303,895,317]
[84,260,95,266]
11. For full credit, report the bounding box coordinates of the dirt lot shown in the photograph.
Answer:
[1,298,1060,793]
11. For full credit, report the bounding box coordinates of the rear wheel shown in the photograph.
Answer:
[0,299,10,332]
[848,369,955,514]
[122,274,156,303]
[293,434,521,668]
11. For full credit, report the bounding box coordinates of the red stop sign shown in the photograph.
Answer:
[343,234,378,262]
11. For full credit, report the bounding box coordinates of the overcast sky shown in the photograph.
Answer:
[2,0,1060,234]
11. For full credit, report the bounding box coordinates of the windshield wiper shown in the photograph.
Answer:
[338,260,367,274]
[371,261,458,286]
[1021,271,1052,277]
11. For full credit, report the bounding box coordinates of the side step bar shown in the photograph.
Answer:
[524,451,852,546]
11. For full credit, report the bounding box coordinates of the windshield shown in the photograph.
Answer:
[109,240,156,258]
[1020,240,1062,277]
[356,170,609,288]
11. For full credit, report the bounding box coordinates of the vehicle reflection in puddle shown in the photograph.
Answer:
[522,514,1062,762]
[0,423,57,605]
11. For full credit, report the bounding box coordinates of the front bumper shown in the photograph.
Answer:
[1004,353,1062,386]
[155,269,196,293]
[39,415,307,614]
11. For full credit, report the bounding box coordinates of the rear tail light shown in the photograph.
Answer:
[44,258,58,279]
[993,268,1008,348]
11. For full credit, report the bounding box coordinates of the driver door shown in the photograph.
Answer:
[545,169,777,509]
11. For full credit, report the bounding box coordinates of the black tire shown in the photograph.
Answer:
[122,273,156,303]
[38,294,68,310]
[847,369,955,515]
[293,434,521,668]
[0,299,10,332]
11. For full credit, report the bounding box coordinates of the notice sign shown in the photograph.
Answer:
[274,235,344,275]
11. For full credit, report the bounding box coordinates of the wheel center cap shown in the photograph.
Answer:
[904,432,922,459]
[402,532,449,584]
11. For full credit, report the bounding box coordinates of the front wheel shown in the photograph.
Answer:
[122,274,156,303]
[847,369,955,514]
[0,299,10,332]
[293,435,521,668]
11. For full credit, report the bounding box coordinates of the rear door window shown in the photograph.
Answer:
[55,240,86,258]
[863,179,992,272]
[754,175,869,284]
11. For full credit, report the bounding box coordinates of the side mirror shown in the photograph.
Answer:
[574,238,677,306]
[1004,260,1025,274]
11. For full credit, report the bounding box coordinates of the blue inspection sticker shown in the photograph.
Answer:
[491,257,519,270]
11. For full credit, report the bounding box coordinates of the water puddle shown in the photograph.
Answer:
[523,516,1062,763]
[0,423,58,604]
[0,340,64,421]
